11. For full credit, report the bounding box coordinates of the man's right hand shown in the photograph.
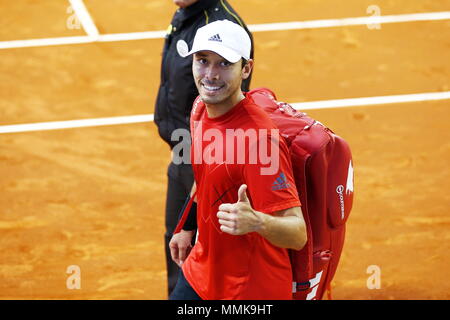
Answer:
[169,230,195,267]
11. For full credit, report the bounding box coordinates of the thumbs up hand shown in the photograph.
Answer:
[217,184,264,235]
[237,184,249,203]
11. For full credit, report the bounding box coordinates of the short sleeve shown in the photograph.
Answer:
[242,132,301,214]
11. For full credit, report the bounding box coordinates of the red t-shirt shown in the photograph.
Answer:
[182,95,301,300]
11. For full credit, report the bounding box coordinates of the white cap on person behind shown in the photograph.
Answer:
[177,20,251,63]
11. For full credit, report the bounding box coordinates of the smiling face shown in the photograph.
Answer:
[192,51,253,117]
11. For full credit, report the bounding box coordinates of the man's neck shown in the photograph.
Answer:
[205,92,245,119]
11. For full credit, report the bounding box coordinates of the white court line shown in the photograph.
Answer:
[0,35,94,49]
[0,11,449,49]
[68,0,99,38]
[0,114,154,134]
[1,91,449,134]
[0,31,168,50]
[97,30,167,42]
[290,91,450,110]
[249,11,450,32]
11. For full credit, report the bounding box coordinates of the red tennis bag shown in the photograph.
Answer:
[249,88,354,300]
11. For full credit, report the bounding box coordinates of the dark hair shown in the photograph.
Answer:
[241,59,248,69]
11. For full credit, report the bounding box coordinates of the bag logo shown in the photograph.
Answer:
[336,185,345,219]
[346,160,354,195]
[272,172,290,191]
[336,160,354,220]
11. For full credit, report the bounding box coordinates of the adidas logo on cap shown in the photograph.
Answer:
[208,33,222,42]
[180,20,251,63]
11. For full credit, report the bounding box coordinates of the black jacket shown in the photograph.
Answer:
[154,0,254,148]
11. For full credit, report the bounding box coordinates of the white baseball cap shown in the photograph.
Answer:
[177,20,251,63]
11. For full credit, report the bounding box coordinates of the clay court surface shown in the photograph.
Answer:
[1,0,449,299]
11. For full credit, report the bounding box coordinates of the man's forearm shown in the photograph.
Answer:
[255,208,307,251]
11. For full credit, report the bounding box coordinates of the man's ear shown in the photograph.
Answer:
[241,59,254,80]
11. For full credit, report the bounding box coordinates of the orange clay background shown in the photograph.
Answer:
[0,0,449,300]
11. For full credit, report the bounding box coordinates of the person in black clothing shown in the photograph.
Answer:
[154,0,253,296]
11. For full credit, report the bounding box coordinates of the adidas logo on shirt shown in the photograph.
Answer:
[208,34,222,42]
[271,172,291,191]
